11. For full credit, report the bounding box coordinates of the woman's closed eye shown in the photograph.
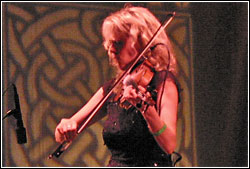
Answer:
[112,40,124,49]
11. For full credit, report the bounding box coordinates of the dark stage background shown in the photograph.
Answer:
[191,2,248,167]
[2,2,248,167]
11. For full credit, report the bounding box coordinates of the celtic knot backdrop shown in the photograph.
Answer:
[2,2,196,167]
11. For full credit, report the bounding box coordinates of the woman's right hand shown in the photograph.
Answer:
[55,118,78,143]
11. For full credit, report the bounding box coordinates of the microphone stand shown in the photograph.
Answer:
[2,84,27,144]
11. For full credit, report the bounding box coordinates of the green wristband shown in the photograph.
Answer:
[152,124,167,136]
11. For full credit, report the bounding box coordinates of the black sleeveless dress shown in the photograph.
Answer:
[102,71,180,167]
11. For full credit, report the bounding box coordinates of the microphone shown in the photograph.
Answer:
[3,84,27,144]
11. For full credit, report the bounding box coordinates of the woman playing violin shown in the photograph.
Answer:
[54,4,181,167]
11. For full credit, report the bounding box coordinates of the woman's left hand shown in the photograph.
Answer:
[121,84,152,110]
[121,85,141,106]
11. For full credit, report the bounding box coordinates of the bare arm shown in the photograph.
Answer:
[55,86,108,143]
[143,76,178,154]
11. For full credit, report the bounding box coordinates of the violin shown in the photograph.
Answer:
[48,12,175,159]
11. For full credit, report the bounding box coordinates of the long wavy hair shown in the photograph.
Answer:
[102,5,177,76]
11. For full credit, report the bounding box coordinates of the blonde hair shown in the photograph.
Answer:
[102,5,177,75]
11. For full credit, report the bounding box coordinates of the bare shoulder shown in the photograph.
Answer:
[154,71,177,89]
[165,72,178,88]
[154,71,179,106]
[164,72,178,96]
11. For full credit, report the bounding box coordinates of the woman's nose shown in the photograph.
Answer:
[108,44,117,55]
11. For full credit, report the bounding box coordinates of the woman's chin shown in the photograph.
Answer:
[119,63,130,71]
[119,65,126,71]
